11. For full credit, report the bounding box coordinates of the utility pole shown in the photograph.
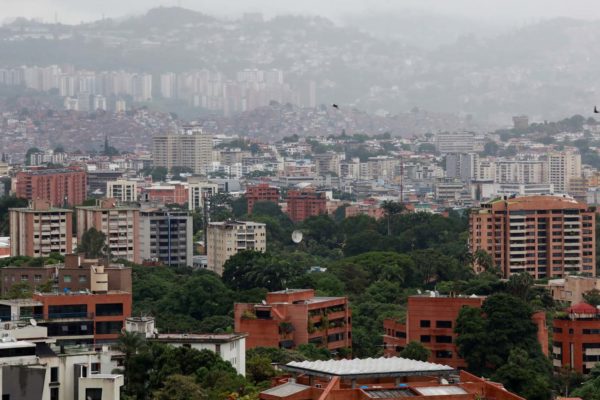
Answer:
[203,192,210,255]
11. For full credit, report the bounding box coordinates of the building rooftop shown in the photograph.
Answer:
[0,299,43,307]
[261,382,310,397]
[33,290,130,297]
[283,357,454,379]
[152,333,248,343]
[18,168,83,176]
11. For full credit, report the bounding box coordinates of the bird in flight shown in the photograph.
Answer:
[595,106,599,113]
[332,104,339,109]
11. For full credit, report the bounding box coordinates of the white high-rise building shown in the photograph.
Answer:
[188,180,219,211]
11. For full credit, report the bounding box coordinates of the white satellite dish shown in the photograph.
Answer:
[291,230,303,244]
[29,319,37,327]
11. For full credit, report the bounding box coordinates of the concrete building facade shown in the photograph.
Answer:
[286,188,327,222]
[469,195,595,278]
[235,289,351,353]
[76,199,140,264]
[14,168,87,207]
[9,199,73,257]
[139,207,192,267]
[207,220,266,275]
[246,183,280,214]
[153,125,213,175]
[106,180,137,203]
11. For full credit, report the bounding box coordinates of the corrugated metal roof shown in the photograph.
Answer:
[285,357,453,377]
[416,386,467,396]
[261,382,311,397]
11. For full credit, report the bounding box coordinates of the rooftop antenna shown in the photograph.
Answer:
[29,319,37,327]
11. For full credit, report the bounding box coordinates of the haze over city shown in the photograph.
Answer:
[2,2,600,400]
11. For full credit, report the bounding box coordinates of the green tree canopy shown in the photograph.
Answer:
[399,341,430,361]
[77,227,107,258]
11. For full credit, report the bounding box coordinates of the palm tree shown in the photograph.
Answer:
[381,200,405,236]
[116,331,146,395]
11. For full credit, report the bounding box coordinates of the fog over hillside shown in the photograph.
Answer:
[2,3,600,126]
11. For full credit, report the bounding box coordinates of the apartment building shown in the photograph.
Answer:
[0,254,132,297]
[246,183,280,214]
[261,363,524,400]
[76,198,140,263]
[106,179,137,203]
[552,302,600,374]
[286,188,327,222]
[140,182,188,205]
[33,291,132,345]
[383,295,485,368]
[313,152,341,176]
[207,220,266,275]
[139,207,192,267]
[383,294,548,369]
[14,167,87,207]
[234,289,351,352]
[469,195,595,278]
[494,159,545,184]
[547,150,581,193]
[153,125,213,175]
[544,275,600,305]
[188,179,219,211]
[9,199,73,257]
[435,132,475,154]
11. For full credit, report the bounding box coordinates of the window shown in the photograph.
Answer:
[79,275,87,283]
[85,388,103,400]
[95,321,123,335]
[50,367,59,382]
[34,275,42,283]
[420,335,431,343]
[436,350,452,359]
[20,275,28,282]
[436,321,452,328]
[420,320,430,328]
[95,303,123,317]
[91,363,100,374]
[435,335,452,344]
[50,389,59,400]
[63,275,72,283]
[48,304,87,319]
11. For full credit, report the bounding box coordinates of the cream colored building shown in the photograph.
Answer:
[153,125,213,175]
[107,180,137,203]
[546,150,581,193]
[544,275,600,304]
[9,199,73,257]
[207,221,266,275]
[188,180,219,211]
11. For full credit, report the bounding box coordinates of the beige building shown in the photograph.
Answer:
[153,125,213,175]
[188,179,219,211]
[207,220,266,275]
[544,275,600,304]
[547,150,581,193]
[106,180,138,203]
[76,198,140,263]
[9,199,73,257]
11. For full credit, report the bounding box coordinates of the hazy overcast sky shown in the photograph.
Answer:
[3,0,600,24]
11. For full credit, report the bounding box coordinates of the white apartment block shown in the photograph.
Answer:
[106,180,137,203]
[188,180,219,211]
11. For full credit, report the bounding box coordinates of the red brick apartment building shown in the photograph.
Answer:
[33,291,132,344]
[286,188,327,222]
[261,360,525,400]
[14,167,87,207]
[234,289,351,352]
[552,302,600,374]
[383,295,548,369]
[246,183,280,214]
[0,254,132,297]
[469,195,596,279]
